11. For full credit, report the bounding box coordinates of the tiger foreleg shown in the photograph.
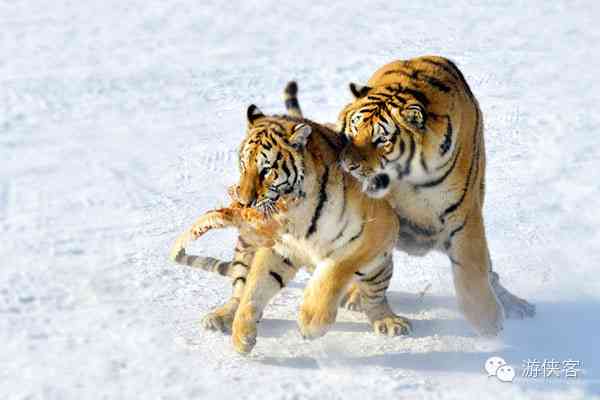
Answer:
[231,248,299,354]
[298,259,358,340]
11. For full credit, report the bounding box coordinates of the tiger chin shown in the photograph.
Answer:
[336,55,535,335]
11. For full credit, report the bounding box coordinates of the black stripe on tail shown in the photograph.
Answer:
[284,81,303,118]
[174,250,235,277]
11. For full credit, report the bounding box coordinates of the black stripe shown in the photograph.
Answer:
[399,138,406,155]
[338,177,347,222]
[233,277,246,286]
[439,116,453,156]
[238,236,250,248]
[398,216,438,237]
[216,262,230,276]
[414,71,452,93]
[282,257,293,267]
[289,153,299,186]
[451,219,467,240]
[404,135,416,176]
[348,222,365,243]
[420,151,429,173]
[306,166,329,238]
[392,94,407,105]
[382,69,451,93]
[398,87,430,107]
[440,107,480,222]
[362,266,386,283]
[420,57,460,81]
[445,59,475,100]
[383,137,403,164]
[415,146,461,189]
[444,219,467,250]
[261,140,273,150]
[264,120,287,135]
[269,271,285,288]
[232,261,249,269]
[332,218,350,242]
[281,157,291,177]
[363,291,385,300]
[285,98,300,110]
[354,271,365,276]
[420,57,474,101]
[317,128,341,152]
[372,272,393,286]
[449,256,463,267]
[367,94,388,102]
[370,285,390,294]
[436,141,460,171]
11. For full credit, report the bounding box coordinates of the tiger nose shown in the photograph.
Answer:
[238,193,256,207]
[372,173,390,190]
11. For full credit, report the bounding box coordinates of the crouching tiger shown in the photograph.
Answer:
[336,55,535,335]
[173,100,411,354]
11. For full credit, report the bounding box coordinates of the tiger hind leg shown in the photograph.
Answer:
[358,257,411,336]
[200,237,255,333]
[340,283,363,312]
[201,275,247,333]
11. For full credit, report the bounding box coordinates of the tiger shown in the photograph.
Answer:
[175,85,411,354]
[175,83,367,334]
[336,55,535,336]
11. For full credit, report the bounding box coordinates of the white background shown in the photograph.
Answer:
[1,1,599,399]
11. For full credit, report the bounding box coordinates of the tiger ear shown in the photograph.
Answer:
[289,123,312,149]
[247,104,265,125]
[349,82,372,99]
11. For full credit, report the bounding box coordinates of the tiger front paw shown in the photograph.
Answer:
[298,297,338,340]
[231,304,258,354]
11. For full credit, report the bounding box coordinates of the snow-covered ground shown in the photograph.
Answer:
[2,1,600,399]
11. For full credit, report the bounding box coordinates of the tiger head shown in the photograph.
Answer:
[235,105,312,215]
[337,82,456,198]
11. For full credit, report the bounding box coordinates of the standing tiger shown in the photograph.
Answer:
[173,83,370,336]
[174,88,412,354]
[336,55,535,335]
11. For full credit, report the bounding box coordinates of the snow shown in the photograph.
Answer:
[1,0,599,399]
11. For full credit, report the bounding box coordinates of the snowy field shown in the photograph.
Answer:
[2,1,600,399]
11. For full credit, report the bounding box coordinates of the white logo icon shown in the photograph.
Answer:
[496,365,516,382]
[485,356,507,377]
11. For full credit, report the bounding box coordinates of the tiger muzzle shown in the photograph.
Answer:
[371,173,390,190]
